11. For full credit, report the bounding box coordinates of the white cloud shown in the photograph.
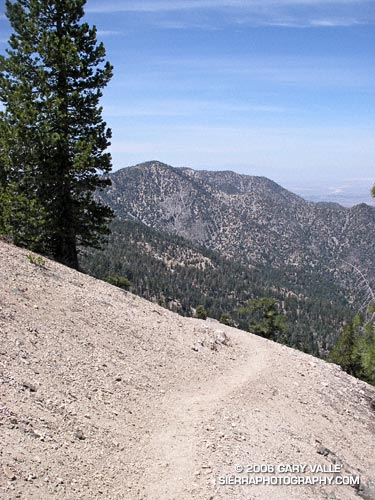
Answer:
[344,177,375,182]
[150,15,365,30]
[328,186,346,194]
[148,20,222,30]
[87,0,369,13]
[85,0,374,29]
[97,30,123,36]
[141,55,375,88]
[309,18,362,26]
[103,99,288,118]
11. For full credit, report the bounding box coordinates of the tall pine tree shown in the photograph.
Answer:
[0,0,114,268]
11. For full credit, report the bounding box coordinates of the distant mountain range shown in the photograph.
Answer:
[98,161,375,286]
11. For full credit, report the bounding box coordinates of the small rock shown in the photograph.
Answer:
[74,430,86,441]
[209,341,218,352]
[22,382,37,392]
[358,481,375,498]
[317,446,330,457]
[3,466,16,481]
[215,331,230,346]
[28,429,42,439]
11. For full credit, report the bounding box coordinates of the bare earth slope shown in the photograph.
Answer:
[1,242,375,500]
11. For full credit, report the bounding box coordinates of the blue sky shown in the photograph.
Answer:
[1,0,375,204]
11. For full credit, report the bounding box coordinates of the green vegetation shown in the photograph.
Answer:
[80,218,352,356]
[0,0,113,269]
[328,323,358,375]
[219,313,234,327]
[105,275,131,290]
[26,253,46,267]
[237,297,287,342]
[195,305,208,320]
[329,308,375,385]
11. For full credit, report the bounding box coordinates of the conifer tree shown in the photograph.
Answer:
[195,305,208,320]
[0,0,113,268]
[328,323,357,374]
[237,297,287,342]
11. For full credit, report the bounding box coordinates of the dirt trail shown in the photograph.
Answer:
[145,335,269,499]
[1,242,375,500]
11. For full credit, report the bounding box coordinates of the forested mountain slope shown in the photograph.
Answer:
[81,218,352,355]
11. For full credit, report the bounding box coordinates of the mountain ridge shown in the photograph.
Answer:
[108,160,372,209]
[107,160,308,205]
[98,160,375,284]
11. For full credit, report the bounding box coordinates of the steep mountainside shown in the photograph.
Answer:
[1,242,375,500]
[98,161,375,285]
[81,218,351,355]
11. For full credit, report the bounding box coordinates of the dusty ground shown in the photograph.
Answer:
[0,242,375,500]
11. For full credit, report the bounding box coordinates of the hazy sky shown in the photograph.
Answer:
[1,0,374,203]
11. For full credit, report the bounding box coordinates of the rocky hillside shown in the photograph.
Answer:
[98,161,375,294]
[1,242,375,500]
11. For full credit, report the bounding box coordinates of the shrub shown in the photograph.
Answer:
[195,305,208,320]
[105,274,131,290]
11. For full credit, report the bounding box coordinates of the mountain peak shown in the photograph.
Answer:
[132,160,175,171]
[112,161,299,198]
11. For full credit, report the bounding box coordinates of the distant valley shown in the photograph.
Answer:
[291,185,375,208]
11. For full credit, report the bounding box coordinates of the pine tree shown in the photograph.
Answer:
[237,297,287,342]
[195,305,208,320]
[352,308,375,384]
[328,323,357,375]
[0,0,113,268]
[219,313,234,327]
